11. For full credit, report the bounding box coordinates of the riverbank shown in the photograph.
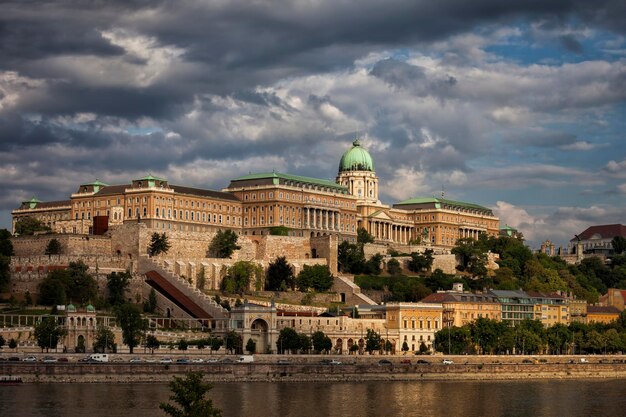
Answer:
[3,361,626,383]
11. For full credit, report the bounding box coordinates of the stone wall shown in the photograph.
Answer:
[11,234,113,257]
[311,235,338,274]
[363,243,389,259]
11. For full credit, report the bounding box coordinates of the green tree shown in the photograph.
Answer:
[296,264,334,292]
[34,316,66,353]
[160,372,222,417]
[384,340,393,354]
[365,328,382,354]
[225,331,242,354]
[222,261,263,294]
[144,288,158,313]
[93,324,116,353]
[148,232,171,257]
[146,334,160,354]
[434,326,472,354]
[115,303,145,354]
[610,236,626,255]
[268,226,290,236]
[298,334,311,353]
[0,255,12,292]
[0,335,4,348]
[37,275,67,306]
[276,327,300,354]
[363,253,383,275]
[210,337,223,354]
[197,266,206,290]
[401,341,409,352]
[407,250,434,273]
[311,331,332,353]
[386,258,402,276]
[107,271,131,306]
[452,237,488,277]
[208,230,240,258]
[178,339,188,351]
[24,291,32,306]
[245,338,256,354]
[9,338,17,350]
[546,323,572,354]
[14,216,50,235]
[0,229,14,256]
[357,227,374,245]
[338,241,366,273]
[45,238,62,255]
[265,256,295,291]
[419,341,429,354]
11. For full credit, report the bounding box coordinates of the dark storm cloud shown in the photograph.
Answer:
[559,35,584,53]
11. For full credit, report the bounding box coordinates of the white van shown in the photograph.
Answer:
[88,354,109,363]
[237,355,254,363]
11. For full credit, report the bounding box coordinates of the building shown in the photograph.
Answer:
[420,284,500,328]
[527,291,570,327]
[586,305,621,324]
[12,140,500,249]
[385,302,443,352]
[489,290,536,326]
[568,299,588,323]
[599,288,626,311]
[568,224,626,255]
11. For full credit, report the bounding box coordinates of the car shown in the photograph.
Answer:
[221,358,234,364]
[378,359,393,366]
[190,358,204,363]
[538,358,548,363]
[78,356,93,363]
[22,356,38,362]
[320,359,332,365]
[329,359,342,365]
[442,359,454,365]
[57,357,69,363]
[111,357,125,363]
[145,358,158,363]
[176,358,189,364]
[579,358,588,363]
[205,358,219,363]
[159,357,173,364]
[522,359,535,364]
[400,359,412,365]
[42,356,57,363]
[129,357,143,363]
[277,359,291,365]
[415,359,431,365]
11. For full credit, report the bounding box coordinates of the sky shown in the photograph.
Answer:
[1,0,625,249]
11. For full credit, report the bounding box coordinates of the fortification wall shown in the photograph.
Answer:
[11,234,113,257]
[311,235,338,274]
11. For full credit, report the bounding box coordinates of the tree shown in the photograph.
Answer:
[210,337,223,354]
[386,258,402,276]
[208,230,240,258]
[0,229,14,257]
[107,271,131,306]
[276,327,300,354]
[115,303,145,354]
[349,343,359,354]
[34,316,66,353]
[312,331,332,354]
[146,334,160,354]
[401,341,409,352]
[452,238,488,277]
[365,329,382,354]
[268,226,290,236]
[363,253,383,275]
[265,256,295,291]
[357,227,374,245]
[9,338,17,350]
[222,261,263,294]
[612,236,626,255]
[38,275,67,306]
[0,255,12,293]
[407,250,434,273]
[14,216,50,235]
[160,372,222,417]
[245,338,256,354]
[45,238,62,255]
[338,241,366,273]
[298,334,311,353]
[93,324,116,353]
[38,261,99,306]
[384,340,393,354]
[178,339,188,351]
[419,342,429,354]
[24,291,32,306]
[296,264,334,292]
[148,232,171,257]
[434,326,472,355]
[225,331,242,354]
[546,323,572,354]
[197,266,206,290]
[144,288,158,313]
[0,335,4,348]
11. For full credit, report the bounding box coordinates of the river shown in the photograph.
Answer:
[1,379,625,416]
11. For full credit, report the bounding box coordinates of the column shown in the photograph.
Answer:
[313,209,317,229]
[306,208,310,228]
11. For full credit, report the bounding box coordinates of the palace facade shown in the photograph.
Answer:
[12,140,499,248]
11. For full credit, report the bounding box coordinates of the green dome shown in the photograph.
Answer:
[67,304,76,312]
[338,140,374,173]
[86,304,95,312]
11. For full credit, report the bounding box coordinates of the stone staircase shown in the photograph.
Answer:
[334,274,377,306]
[138,256,228,319]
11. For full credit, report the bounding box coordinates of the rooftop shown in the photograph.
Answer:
[230,172,348,192]
[571,224,626,242]
[394,197,492,213]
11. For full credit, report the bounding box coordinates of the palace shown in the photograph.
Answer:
[12,140,499,248]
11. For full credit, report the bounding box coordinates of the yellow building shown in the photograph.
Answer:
[12,140,499,248]
[385,302,443,352]
[587,306,621,324]
[420,286,501,328]
[568,299,588,323]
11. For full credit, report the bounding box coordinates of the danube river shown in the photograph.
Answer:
[1,379,625,416]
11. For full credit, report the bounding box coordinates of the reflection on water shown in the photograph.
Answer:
[1,379,625,417]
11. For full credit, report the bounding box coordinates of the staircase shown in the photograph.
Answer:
[138,256,228,319]
[334,274,377,305]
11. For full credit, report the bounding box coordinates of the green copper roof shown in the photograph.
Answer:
[67,303,76,312]
[395,197,491,212]
[81,179,109,187]
[338,140,374,173]
[86,304,95,312]
[23,196,41,209]
[232,172,348,191]
[500,225,517,231]
[138,174,167,182]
